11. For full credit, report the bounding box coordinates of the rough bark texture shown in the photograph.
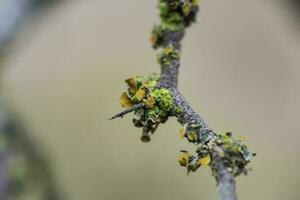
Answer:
[155,2,238,199]
[213,153,237,200]
[158,37,238,200]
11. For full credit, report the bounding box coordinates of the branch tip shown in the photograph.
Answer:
[108,103,144,120]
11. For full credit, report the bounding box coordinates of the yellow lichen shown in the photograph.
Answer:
[125,78,137,93]
[198,155,211,166]
[135,88,146,101]
[191,0,199,6]
[191,124,199,128]
[179,128,185,139]
[178,151,190,166]
[119,92,132,108]
[150,34,157,46]
[164,45,174,55]
[187,131,197,142]
[144,96,155,108]
[182,2,191,16]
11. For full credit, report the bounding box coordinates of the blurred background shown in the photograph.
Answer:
[0,0,299,199]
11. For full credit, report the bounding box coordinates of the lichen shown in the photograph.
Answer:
[151,25,164,49]
[158,0,199,30]
[150,88,173,112]
[177,131,255,176]
[115,0,254,185]
[120,74,175,142]
[209,132,255,177]
[151,0,199,49]
[157,44,179,67]
[177,122,203,144]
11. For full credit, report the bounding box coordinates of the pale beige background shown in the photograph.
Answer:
[1,0,300,200]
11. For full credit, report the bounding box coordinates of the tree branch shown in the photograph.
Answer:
[0,106,63,199]
[166,89,240,199]
[112,1,254,200]
[213,152,237,200]
[0,1,62,198]
[153,1,240,198]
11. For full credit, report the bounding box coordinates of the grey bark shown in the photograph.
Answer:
[156,17,238,200]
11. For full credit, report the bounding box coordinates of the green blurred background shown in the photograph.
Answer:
[1,0,300,199]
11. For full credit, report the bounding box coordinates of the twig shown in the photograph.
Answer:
[109,103,144,120]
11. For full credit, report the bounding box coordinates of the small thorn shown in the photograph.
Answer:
[108,103,144,120]
[108,115,123,120]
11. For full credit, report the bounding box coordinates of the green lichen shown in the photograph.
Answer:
[158,0,199,30]
[151,0,199,48]
[177,131,255,177]
[158,1,182,31]
[157,44,179,67]
[210,132,254,177]
[120,75,176,142]
[151,25,164,49]
[150,88,173,113]
[174,106,182,116]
